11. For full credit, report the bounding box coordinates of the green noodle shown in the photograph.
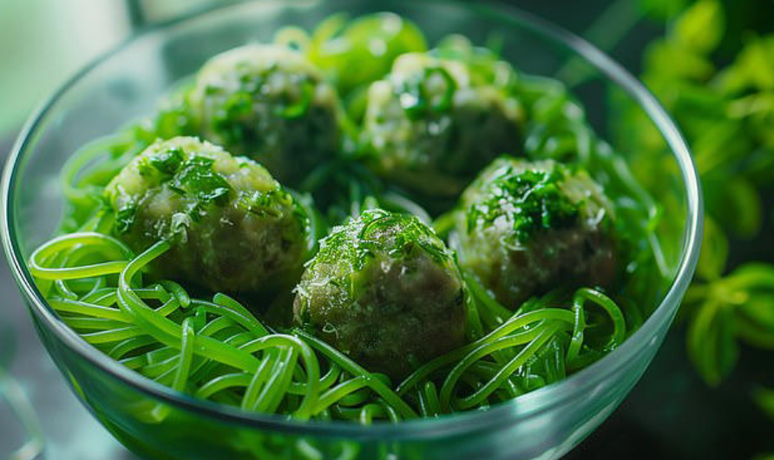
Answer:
[29,222,644,422]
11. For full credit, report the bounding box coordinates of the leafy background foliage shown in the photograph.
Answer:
[575,0,774,457]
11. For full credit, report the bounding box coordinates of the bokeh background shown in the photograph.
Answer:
[1,0,773,459]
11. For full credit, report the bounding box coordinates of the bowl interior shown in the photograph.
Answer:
[1,1,700,458]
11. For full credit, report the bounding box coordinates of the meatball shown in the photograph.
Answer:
[293,209,467,379]
[455,157,616,308]
[106,136,309,293]
[363,52,524,196]
[189,44,342,183]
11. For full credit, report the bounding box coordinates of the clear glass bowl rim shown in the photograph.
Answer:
[1,0,702,440]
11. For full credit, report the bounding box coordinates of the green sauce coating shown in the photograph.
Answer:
[293,209,467,379]
[106,136,309,293]
[363,51,524,196]
[190,44,342,183]
[456,157,617,308]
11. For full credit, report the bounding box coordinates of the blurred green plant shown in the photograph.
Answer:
[683,263,774,385]
[607,0,774,435]
[755,386,774,421]
[617,0,774,241]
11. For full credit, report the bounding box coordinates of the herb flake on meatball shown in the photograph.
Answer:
[106,136,309,293]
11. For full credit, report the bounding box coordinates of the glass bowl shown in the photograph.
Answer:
[0,1,702,459]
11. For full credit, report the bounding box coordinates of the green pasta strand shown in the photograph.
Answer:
[31,226,640,422]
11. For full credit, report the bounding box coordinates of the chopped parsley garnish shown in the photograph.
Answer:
[212,91,254,145]
[115,199,138,234]
[149,146,185,175]
[137,146,186,178]
[277,79,315,119]
[397,66,457,120]
[466,162,580,243]
[317,209,452,272]
[237,188,292,218]
[113,150,234,233]
[170,155,232,207]
[209,66,317,144]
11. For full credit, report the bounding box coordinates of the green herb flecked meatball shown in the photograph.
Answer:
[106,136,309,293]
[189,44,342,183]
[455,157,616,308]
[363,51,524,196]
[293,209,467,379]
